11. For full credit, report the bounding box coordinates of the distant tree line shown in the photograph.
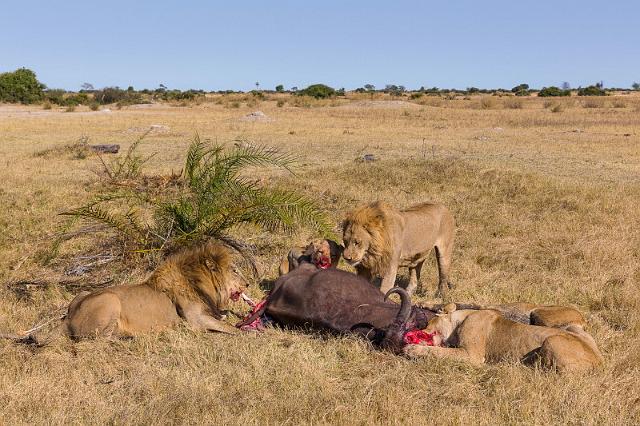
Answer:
[1,67,638,106]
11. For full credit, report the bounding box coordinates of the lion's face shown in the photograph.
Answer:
[305,239,332,265]
[342,225,372,266]
[424,313,454,345]
[227,266,248,302]
[204,257,247,303]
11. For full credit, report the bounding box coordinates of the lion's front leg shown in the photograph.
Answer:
[404,344,484,365]
[178,300,238,334]
[379,262,399,294]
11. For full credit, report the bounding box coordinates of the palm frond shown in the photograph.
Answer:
[220,141,297,177]
[60,203,147,246]
[241,189,336,238]
[57,134,334,262]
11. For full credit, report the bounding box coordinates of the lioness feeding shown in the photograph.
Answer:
[342,201,455,297]
[404,304,603,372]
[278,239,343,276]
[42,242,245,341]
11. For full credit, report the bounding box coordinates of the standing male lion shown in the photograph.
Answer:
[342,201,455,297]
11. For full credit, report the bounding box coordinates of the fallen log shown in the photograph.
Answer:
[89,144,120,154]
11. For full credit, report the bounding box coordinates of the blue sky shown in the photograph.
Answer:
[1,1,638,91]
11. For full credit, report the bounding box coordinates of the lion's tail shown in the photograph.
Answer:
[0,319,68,346]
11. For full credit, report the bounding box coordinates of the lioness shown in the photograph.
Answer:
[342,201,455,297]
[42,242,245,342]
[404,305,603,372]
[278,239,343,276]
[421,301,588,328]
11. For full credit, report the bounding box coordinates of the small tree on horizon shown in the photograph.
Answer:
[0,68,46,104]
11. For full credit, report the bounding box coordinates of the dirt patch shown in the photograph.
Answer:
[340,100,421,109]
[239,111,273,122]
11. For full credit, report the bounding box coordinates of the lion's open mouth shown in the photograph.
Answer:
[230,290,242,302]
[313,255,331,269]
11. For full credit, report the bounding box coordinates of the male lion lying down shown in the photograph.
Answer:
[404,304,603,372]
[40,242,245,342]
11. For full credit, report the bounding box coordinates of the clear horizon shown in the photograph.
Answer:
[2,1,639,91]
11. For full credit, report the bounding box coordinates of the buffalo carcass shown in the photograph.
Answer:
[237,263,437,352]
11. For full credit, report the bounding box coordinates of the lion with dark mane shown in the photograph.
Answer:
[342,201,455,297]
[41,242,245,342]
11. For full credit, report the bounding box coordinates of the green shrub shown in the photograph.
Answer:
[44,89,66,105]
[60,135,334,260]
[66,92,89,106]
[250,90,265,100]
[511,83,529,96]
[297,84,336,99]
[538,86,571,97]
[154,89,203,102]
[275,84,284,93]
[577,85,607,96]
[94,87,144,105]
[511,84,530,97]
[0,68,46,104]
[44,90,90,106]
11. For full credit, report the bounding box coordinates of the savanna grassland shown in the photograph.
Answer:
[1,92,640,424]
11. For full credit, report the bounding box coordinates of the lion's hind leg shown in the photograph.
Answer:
[66,292,123,339]
[538,334,602,372]
[434,244,454,298]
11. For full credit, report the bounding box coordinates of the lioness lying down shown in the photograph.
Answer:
[405,304,603,372]
[41,242,245,342]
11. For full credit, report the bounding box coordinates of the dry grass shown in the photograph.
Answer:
[581,98,605,109]
[503,97,523,109]
[1,93,640,424]
[478,96,498,109]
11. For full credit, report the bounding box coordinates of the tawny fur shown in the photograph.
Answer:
[419,301,588,328]
[405,306,603,372]
[42,242,243,342]
[278,239,343,276]
[342,201,455,297]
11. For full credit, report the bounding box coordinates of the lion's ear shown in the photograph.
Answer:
[329,240,344,255]
[443,303,457,314]
[205,259,217,271]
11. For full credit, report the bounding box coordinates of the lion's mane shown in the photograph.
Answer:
[146,242,233,310]
[343,201,395,277]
